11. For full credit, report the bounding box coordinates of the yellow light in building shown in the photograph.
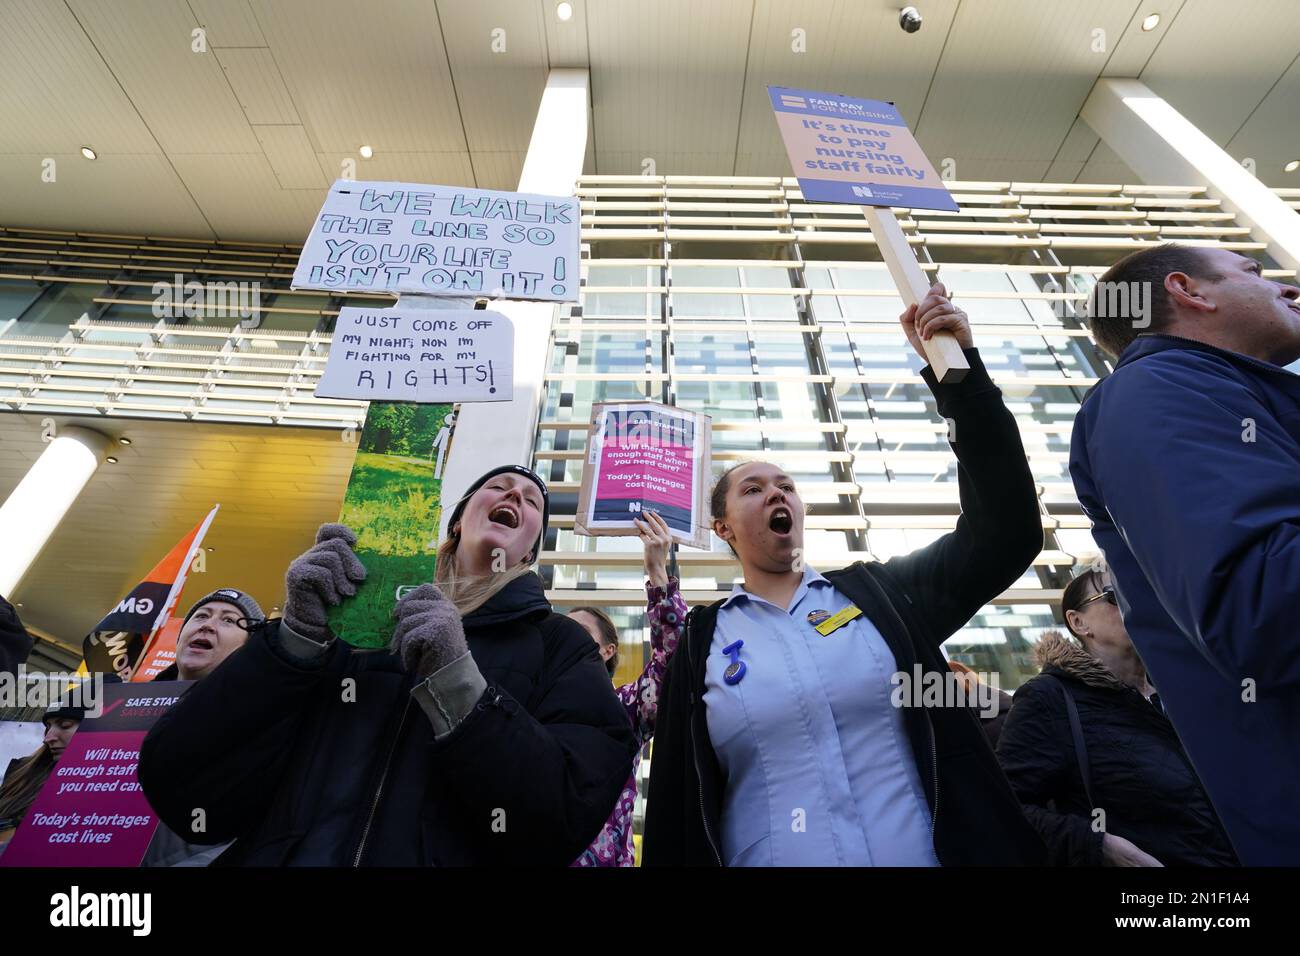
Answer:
[1141,13,1160,31]
[557,2,574,21]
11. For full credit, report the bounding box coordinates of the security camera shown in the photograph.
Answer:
[899,6,922,33]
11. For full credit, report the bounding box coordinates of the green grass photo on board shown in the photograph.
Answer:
[328,402,453,648]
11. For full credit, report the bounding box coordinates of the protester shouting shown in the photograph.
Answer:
[140,587,264,866]
[568,509,686,866]
[643,285,1047,866]
[996,564,1237,867]
[1070,243,1300,864]
[139,464,635,865]
[156,588,265,682]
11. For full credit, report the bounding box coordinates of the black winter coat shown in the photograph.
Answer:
[0,596,33,675]
[138,573,636,865]
[642,349,1048,866]
[995,631,1237,867]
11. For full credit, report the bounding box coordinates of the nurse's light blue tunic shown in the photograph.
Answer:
[703,566,939,866]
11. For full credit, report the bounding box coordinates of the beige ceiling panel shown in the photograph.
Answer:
[0,153,213,237]
[1078,140,1160,186]
[735,0,960,177]
[189,0,268,46]
[588,0,752,177]
[169,153,325,242]
[1226,54,1300,188]
[1053,117,1102,163]
[0,0,161,155]
[1100,0,1187,77]
[68,0,262,155]
[915,1,1139,165]
[471,151,529,191]
[543,0,590,68]
[1141,0,1300,144]
[217,47,302,125]
[253,125,327,188]
[312,152,478,194]
[1042,159,1088,183]
[248,0,468,154]
[436,0,549,159]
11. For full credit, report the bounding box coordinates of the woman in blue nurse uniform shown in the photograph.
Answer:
[643,284,1048,867]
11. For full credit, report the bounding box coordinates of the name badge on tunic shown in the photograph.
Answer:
[814,604,862,636]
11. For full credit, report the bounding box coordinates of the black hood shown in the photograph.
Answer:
[463,571,552,630]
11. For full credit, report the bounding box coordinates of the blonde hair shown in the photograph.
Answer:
[435,536,535,617]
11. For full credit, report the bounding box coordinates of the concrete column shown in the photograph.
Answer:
[0,426,112,596]
[1082,78,1300,275]
[439,68,590,532]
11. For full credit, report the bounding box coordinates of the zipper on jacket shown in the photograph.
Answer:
[353,697,412,867]
[684,607,723,866]
[924,710,941,860]
[690,712,723,866]
[868,574,941,868]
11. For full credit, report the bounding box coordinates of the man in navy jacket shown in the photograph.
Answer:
[1070,242,1300,866]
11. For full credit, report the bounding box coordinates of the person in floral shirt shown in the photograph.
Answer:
[568,510,686,867]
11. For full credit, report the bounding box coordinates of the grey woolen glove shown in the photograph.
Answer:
[390,584,468,678]
[283,523,367,641]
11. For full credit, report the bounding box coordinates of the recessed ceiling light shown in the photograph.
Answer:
[1141,13,1160,31]
[80,146,97,160]
[105,456,118,464]
[556,2,574,21]
[118,436,132,445]
[206,547,215,552]
[359,145,373,159]
[1286,160,1300,173]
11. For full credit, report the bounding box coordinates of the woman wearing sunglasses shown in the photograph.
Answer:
[995,562,1237,866]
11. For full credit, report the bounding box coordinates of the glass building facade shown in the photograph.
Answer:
[3,177,1299,683]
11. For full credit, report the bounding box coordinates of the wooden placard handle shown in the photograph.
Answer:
[861,205,969,384]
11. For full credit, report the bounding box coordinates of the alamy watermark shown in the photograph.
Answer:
[0,667,104,718]
[151,273,262,328]
[890,663,1001,718]
[49,886,150,936]
[1042,278,1153,328]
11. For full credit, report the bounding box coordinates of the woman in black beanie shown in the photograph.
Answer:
[139,463,635,866]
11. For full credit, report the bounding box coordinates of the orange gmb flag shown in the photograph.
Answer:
[80,505,219,682]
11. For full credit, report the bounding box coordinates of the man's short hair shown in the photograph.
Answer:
[1087,243,1225,357]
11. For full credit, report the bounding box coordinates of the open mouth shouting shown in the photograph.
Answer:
[187,632,216,653]
[768,506,794,536]
[489,504,521,529]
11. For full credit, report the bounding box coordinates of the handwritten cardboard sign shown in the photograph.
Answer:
[292,180,580,302]
[315,306,513,403]
[575,402,712,550]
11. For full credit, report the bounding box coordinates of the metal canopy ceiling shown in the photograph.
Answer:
[0,0,1295,242]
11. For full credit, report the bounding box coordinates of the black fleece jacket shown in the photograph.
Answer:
[138,573,636,866]
[996,631,1238,867]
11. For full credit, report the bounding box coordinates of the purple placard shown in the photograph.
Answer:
[1,681,190,867]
